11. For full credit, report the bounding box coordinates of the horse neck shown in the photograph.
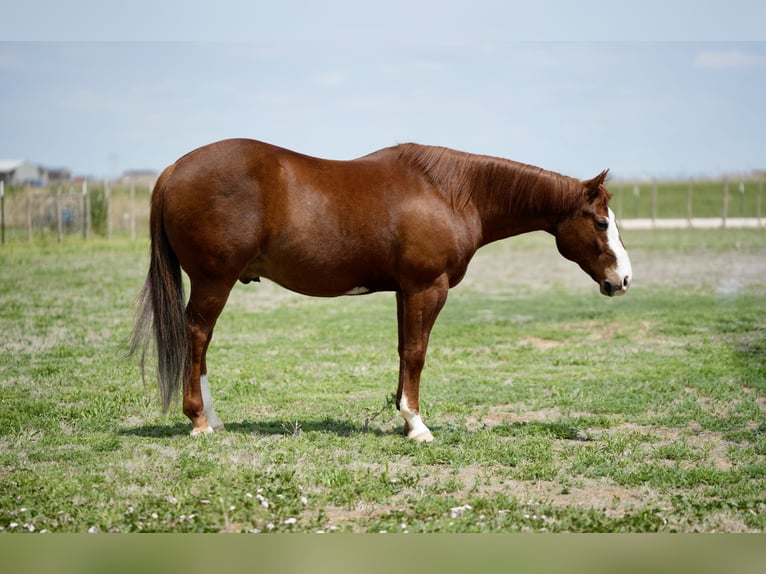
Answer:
[397,144,583,245]
[467,157,583,245]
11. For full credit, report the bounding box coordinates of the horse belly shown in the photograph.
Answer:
[246,240,395,297]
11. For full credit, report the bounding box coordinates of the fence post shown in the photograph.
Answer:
[82,180,88,239]
[651,179,657,227]
[130,180,136,240]
[56,186,63,243]
[722,177,729,228]
[633,185,640,219]
[26,184,32,242]
[0,180,4,245]
[687,178,693,227]
[738,181,745,218]
[105,180,112,240]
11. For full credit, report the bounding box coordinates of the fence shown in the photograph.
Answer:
[0,180,152,244]
[0,176,764,244]
[611,177,764,229]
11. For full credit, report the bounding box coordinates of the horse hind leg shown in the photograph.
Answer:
[199,334,225,432]
[185,278,234,435]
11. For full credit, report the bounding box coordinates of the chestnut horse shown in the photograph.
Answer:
[131,139,631,442]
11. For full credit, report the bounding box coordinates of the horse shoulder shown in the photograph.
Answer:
[394,190,481,285]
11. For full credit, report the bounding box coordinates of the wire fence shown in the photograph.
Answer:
[0,180,151,244]
[0,176,764,245]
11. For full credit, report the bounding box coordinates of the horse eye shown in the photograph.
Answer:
[596,219,609,230]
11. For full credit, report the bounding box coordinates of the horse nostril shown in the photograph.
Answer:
[603,279,615,295]
[623,276,631,288]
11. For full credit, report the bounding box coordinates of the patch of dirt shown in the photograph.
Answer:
[518,337,561,351]
[465,405,592,431]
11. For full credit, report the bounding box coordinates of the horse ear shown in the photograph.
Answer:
[583,169,609,203]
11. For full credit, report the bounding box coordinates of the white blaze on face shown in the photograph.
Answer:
[607,208,632,289]
[399,393,433,442]
[200,374,224,430]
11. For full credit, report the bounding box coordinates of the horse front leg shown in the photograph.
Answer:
[395,276,449,442]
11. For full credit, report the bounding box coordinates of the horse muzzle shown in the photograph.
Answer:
[601,274,631,297]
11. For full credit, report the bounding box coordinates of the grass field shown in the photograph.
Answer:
[1,228,765,533]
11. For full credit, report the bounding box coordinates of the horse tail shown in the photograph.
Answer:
[129,164,189,412]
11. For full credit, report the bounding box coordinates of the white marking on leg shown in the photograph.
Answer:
[607,208,632,289]
[399,393,433,442]
[344,286,370,296]
[200,374,224,431]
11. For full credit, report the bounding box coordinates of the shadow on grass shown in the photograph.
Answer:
[120,417,389,438]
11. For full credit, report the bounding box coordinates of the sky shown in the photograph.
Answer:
[1,2,765,181]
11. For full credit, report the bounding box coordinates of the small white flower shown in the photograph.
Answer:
[449,504,472,519]
[167,496,178,505]
[200,499,211,504]
[88,525,98,534]
[266,522,275,530]
[245,493,253,499]
[300,496,308,505]
[283,517,297,525]
[9,522,18,529]
[25,523,35,532]
[151,513,158,520]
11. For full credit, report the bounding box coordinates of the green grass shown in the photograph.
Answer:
[1,229,765,532]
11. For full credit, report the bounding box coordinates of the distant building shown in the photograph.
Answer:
[0,160,46,186]
[45,167,72,182]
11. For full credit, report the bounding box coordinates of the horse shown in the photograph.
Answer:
[130,139,632,442]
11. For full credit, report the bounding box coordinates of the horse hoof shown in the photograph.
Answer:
[190,425,214,436]
[409,429,434,443]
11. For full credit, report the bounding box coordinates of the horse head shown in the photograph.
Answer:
[554,170,632,297]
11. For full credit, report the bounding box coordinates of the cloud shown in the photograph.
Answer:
[694,49,766,69]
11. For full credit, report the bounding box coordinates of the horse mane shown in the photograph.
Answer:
[395,143,609,215]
